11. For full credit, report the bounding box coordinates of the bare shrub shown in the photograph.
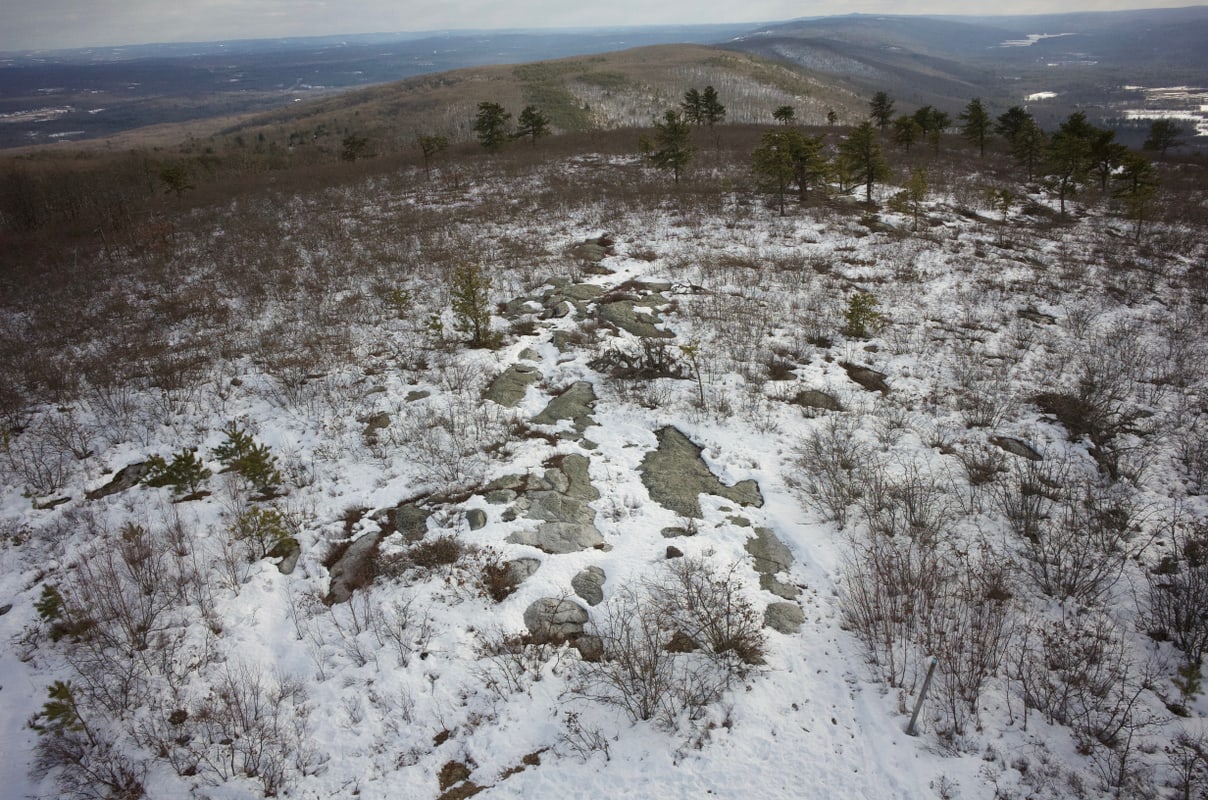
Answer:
[407,534,465,570]
[569,560,762,729]
[1009,610,1159,769]
[840,530,948,689]
[1142,516,1208,680]
[1014,483,1147,607]
[647,557,767,669]
[926,552,1014,741]
[169,663,317,797]
[1165,728,1208,800]
[396,395,518,491]
[557,711,611,763]
[31,706,147,800]
[474,629,567,700]
[4,430,72,498]
[859,462,957,545]
[789,415,877,527]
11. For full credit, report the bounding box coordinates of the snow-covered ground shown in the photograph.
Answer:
[1,149,1206,799]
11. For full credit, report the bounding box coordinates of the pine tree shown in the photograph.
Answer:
[995,106,1033,145]
[515,105,550,146]
[1143,119,1184,159]
[1114,151,1160,243]
[753,129,824,215]
[417,133,448,179]
[839,122,890,204]
[1044,112,1096,216]
[1010,117,1046,183]
[639,110,695,184]
[913,106,951,154]
[474,102,512,151]
[869,91,895,131]
[700,86,726,127]
[892,115,922,151]
[958,98,992,156]
[681,88,703,125]
[340,133,373,162]
[773,105,796,125]
[450,263,498,348]
[1089,128,1128,192]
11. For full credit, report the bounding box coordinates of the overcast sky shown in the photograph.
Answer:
[2,0,1204,52]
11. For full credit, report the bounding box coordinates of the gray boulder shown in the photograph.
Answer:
[790,390,843,413]
[524,597,589,642]
[326,531,384,604]
[572,566,606,606]
[86,462,153,501]
[991,436,1043,461]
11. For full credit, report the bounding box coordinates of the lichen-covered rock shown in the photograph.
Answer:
[746,528,800,600]
[507,454,604,553]
[86,461,153,501]
[639,427,763,519]
[597,298,674,339]
[506,558,541,585]
[991,436,1043,461]
[842,362,890,394]
[532,381,597,433]
[327,531,384,604]
[764,602,805,634]
[572,566,606,606]
[790,390,843,412]
[524,597,589,642]
[465,508,488,530]
[483,364,541,407]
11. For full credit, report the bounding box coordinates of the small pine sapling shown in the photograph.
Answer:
[230,506,296,561]
[843,291,882,338]
[142,448,211,498]
[214,422,282,496]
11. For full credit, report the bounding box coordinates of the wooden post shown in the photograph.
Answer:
[906,657,938,737]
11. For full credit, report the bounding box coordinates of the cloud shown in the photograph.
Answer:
[1,0,1199,51]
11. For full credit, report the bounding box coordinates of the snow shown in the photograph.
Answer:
[1,152,1205,800]
[999,33,1075,48]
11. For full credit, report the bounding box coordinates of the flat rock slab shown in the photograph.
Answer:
[790,390,843,412]
[746,527,800,600]
[86,461,153,500]
[991,436,1043,461]
[842,362,890,394]
[532,381,597,433]
[639,427,763,519]
[483,364,541,407]
[327,531,385,604]
[506,454,604,553]
[764,602,805,634]
[597,297,675,339]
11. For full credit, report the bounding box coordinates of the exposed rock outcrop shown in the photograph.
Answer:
[483,364,541,407]
[746,527,800,600]
[505,454,604,553]
[524,597,589,642]
[639,427,763,519]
